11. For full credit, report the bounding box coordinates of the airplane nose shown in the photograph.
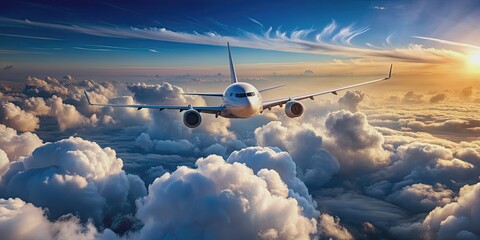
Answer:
[246,97,254,106]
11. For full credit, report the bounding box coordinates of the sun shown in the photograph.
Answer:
[467,52,480,74]
[468,52,480,67]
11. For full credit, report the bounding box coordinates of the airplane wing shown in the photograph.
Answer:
[182,92,223,97]
[258,84,285,93]
[84,90,225,114]
[262,65,392,110]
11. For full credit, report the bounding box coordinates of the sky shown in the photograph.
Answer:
[2,0,480,81]
[2,1,480,240]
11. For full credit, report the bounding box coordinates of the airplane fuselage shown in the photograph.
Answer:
[221,82,262,118]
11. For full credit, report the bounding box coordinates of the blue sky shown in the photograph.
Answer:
[1,0,480,79]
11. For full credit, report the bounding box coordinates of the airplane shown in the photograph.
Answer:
[84,43,392,128]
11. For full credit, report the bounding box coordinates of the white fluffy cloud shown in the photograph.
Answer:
[0,198,107,240]
[372,142,475,192]
[386,183,453,213]
[422,182,480,240]
[318,214,353,240]
[0,150,8,177]
[0,124,42,162]
[135,154,318,240]
[98,96,151,126]
[324,110,390,173]
[393,182,480,239]
[227,146,319,218]
[0,102,39,132]
[48,96,98,131]
[338,90,366,112]
[23,96,98,131]
[254,121,339,188]
[24,76,69,98]
[0,137,146,230]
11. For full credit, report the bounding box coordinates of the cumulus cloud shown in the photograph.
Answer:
[422,182,480,239]
[0,124,42,162]
[21,76,152,131]
[318,214,353,240]
[48,96,98,131]
[404,119,480,135]
[98,96,151,126]
[370,142,476,193]
[460,86,475,99]
[63,74,74,81]
[429,93,447,103]
[135,154,317,240]
[0,137,146,231]
[386,183,453,213]
[227,146,319,218]
[338,90,366,112]
[394,182,480,239]
[22,96,98,131]
[254,121,340,188]
[324,110,390,173]
[0,150,8,177]
[402,91,425,104]
[0,197,108,240]
[23,76,69,98]
[0,102,39,132]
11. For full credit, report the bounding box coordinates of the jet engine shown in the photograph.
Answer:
[285,100,304,118]
[183,109,202,128]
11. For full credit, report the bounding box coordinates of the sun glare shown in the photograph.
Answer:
[467,52,480,74]
[469,52,480,66]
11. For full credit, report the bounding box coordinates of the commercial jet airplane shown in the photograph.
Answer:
[84,43,392,128]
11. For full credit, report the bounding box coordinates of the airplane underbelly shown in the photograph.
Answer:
[224,105,259,118]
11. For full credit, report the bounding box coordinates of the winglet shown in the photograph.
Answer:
[227,42,238,83]
[84,90,93,105]
[387,64,393,79]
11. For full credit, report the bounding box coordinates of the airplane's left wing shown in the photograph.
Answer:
[262,65,392,110]
[84,90,225,114]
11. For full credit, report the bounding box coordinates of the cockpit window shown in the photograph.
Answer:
[235,92,255,98]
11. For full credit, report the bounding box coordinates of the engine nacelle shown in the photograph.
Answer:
[183,109,202,128]
[285,100,304,118]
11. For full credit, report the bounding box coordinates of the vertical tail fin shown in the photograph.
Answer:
[227,42,238,83]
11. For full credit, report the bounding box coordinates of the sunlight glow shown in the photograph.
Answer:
[467,52,480,74]
[468,52,480,67]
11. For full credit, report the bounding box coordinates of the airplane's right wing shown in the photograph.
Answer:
[262,65,392,110]
[84,90,225,114]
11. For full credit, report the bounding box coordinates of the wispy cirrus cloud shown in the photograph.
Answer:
[373,5,386,10]
[0,32,61,40]
[0,17,466,64]
[248,17,264,28]
[413,36,480,50]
